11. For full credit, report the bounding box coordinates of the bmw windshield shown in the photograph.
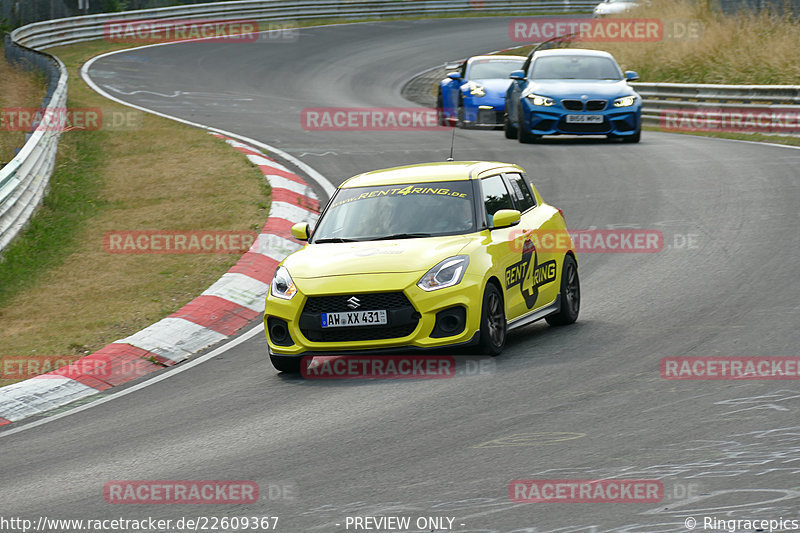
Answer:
[311,181,476,242]
[531,55,623,80]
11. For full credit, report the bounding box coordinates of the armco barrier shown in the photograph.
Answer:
[0,35,67,252]
[633,82,800,132]
[1,0,598,253]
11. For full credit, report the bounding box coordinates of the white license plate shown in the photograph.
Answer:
[566,114,603,124]
[321,310,388,328]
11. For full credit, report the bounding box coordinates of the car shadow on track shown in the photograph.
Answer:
[272,318,596,385]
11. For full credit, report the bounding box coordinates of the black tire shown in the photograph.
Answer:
[503,113,518,139]
[546,254,580,326]
[517,108,540,143]
[456,102,467,128]
[270,354,303,373]
[436,90,447,127]
[478,283,506,356]
[622,127,641,143]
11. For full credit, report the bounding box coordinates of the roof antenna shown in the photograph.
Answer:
[446,126,456,161]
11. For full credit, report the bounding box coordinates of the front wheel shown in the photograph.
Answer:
[546,254,580,326]
[478,283,506,356]
[503,113,518,139]
[270,354,303,373]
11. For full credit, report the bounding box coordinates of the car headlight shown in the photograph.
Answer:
[271,266,297,300]
[466,82,485,97]
[613,96,637,108]
[526,94,555,107]
[418,256,469,292]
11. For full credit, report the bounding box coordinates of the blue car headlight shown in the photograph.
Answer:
[613,96,637,108]
[526,94,555,107]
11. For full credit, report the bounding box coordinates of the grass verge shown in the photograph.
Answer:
[0,40,270,386]
[0,46,47,167]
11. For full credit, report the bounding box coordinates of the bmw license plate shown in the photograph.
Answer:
[322,310,388,328]
[566,114,603,124]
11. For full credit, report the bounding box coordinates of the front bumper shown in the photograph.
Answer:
[521,102,641,136]
[264,271,484,356]
[462,96,506,127]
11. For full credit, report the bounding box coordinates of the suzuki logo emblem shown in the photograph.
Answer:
[346,296,361,309]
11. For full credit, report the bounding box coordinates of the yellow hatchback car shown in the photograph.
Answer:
[264,161,579,373]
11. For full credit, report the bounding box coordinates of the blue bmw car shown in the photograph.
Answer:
[504,49,642,143]
[438,55,526,128]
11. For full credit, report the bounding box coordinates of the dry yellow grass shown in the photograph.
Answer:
[0,41,270,385]
[573,0,800,84]
[0,48,47,167]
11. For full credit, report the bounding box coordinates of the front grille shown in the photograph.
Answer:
[477,109,503,125]
[303,292,411,313]
[562,99,583,111]
[300,292,419,343]
[304,323,418,342]
[586,100,607,111]
[559,118,610,133]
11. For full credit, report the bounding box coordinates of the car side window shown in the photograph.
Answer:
[481,175,514,225]
[504,173,536,212]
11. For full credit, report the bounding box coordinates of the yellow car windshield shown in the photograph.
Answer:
[312,181,475,242]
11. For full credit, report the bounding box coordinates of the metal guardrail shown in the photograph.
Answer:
[0,35,68,252]
[633,82,800,132]
[2,0,599,254]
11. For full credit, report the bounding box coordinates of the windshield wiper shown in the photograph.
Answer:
[368,233,433,241]
[313,237,360,243]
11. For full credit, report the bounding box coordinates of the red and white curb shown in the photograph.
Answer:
[0,134,319,426]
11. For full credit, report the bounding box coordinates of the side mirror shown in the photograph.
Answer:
[291,222,311,241]
[625,70,640,82]
[509,69,526,81]
[491,209,521,229]
[447,72,461,80]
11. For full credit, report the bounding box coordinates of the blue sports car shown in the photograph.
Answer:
[438,55,526,128]
[504,49,642,143]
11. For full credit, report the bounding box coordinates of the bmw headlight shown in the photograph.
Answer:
[271,266,297,300]
[613,96,637,108]
[417,255,469,292]
[526,94,555,107]
[466,82,486,97]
